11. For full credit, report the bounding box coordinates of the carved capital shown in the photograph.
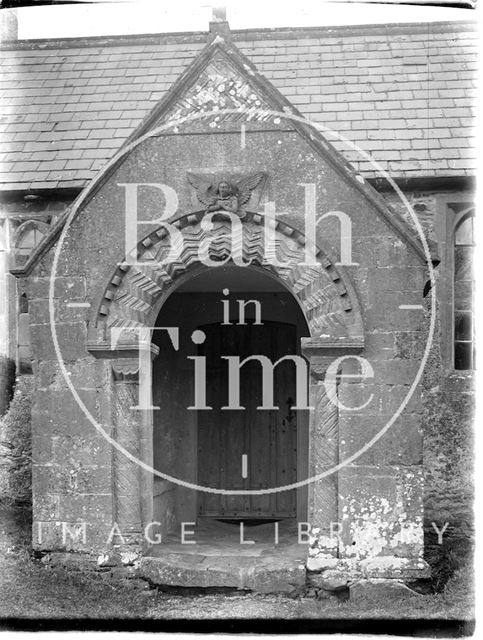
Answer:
[301,336,364,359]
[88,341,160,361]
[111,358,140,383]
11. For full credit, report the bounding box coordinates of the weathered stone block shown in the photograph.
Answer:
[349,579,422,603]
[359,556,430,579]
[137,555,305,593]
[33,520,113,551]
[32,388,105,438]
[138,554,238,589]
[369,266,424,293]
[30,321,88,361]
[31,434,54,465]
[41,552,98,573]
[58,494,113,523]
[53,435,111,466]
[369,360,420,385]
[33,494,60,520]
[29,298,90,325]
[365,296,425,331]
[97,551,122,567]
[376,383,422,414]
[352,236,422,268]
[394,331,427,360]
[244,562,306,593]
[339,414,423,465]
[27,276,86,301]
[338,465,424,560]
[363,331,396,361]
[32,520,64,549]
[337,381,422,415]
[306,555,339,572]
[32,464,62,495]
[308,570,348,591]
[37,358,106,391]
[33,462,111,495]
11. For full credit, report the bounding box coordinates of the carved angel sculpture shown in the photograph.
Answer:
[187,172,266,216]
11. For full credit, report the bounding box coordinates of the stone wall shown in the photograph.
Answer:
[1,181,473,584]
[0,101,472,596]
[381,187,475,578]
[18,116,427,570]
[0,192,76,373]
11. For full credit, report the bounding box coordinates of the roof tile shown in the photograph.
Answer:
[0,21,476,189]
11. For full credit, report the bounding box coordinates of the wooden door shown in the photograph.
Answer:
[197,321,297,519]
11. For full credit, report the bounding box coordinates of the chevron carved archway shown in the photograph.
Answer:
[93,211,362,341]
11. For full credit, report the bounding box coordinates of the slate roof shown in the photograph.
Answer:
[0,20,476,192]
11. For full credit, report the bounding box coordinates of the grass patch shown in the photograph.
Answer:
[0,377,32,507]
[0,503,474,624]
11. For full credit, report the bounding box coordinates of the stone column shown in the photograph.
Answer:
[301,337,363,557]
[89,341,158,552]
[111,357,145,547]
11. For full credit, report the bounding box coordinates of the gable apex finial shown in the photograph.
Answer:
[208,5,231,41]
[212,6,226,21]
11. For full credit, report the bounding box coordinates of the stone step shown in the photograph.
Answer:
[138,553,306,593]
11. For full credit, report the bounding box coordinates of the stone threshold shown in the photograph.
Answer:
[38,549,429,599]
[138,552,306,593]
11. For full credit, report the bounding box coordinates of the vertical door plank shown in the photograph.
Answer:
[197,321,298,518]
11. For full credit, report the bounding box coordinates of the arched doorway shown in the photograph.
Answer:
[152,265,310,529]
[88,211,364,551]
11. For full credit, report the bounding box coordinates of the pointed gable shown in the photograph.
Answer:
[124,32,297,140]
[0,21,475,191]
[13,25,433,277]
[155,50,279,132]
[117,31,431,264]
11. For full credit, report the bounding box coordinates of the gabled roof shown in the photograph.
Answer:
[12,26,434,277]
[0,20,476,192]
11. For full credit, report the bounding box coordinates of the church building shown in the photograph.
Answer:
[0,11,475,593]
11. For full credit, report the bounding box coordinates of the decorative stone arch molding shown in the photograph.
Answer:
[87,210,364,345]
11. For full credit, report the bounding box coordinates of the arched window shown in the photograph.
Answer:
[14,221,48,265]
[454,213,474,370]
[16,226,44,256]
